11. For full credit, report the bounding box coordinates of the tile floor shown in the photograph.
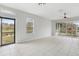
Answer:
[0,36,79,56]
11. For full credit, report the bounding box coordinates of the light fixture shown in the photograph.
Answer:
[58,9,70,19]
[63,12,73,24]
[38,3,46,6]
[64,12,67,18]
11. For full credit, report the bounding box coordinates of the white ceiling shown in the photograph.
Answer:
[1,3,79,20]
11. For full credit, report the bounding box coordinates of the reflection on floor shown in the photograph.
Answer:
[0,36,79,56]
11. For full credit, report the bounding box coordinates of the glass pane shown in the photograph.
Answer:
[67,24,76,36]
[27,22,33,33]
[2,19,15,45]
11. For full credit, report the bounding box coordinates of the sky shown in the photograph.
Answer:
[2,19,14,24]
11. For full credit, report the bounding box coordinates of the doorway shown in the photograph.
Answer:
[0,17,15,46]
[56,23,77,36]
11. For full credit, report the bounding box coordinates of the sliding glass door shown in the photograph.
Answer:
[0,17,15,46]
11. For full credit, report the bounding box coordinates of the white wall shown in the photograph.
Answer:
[16,13,51,42]
[0,5,52,43]
[51,21,56,35]
[0,19,1,45]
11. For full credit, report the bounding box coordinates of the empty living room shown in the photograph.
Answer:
[0,0,79,58]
